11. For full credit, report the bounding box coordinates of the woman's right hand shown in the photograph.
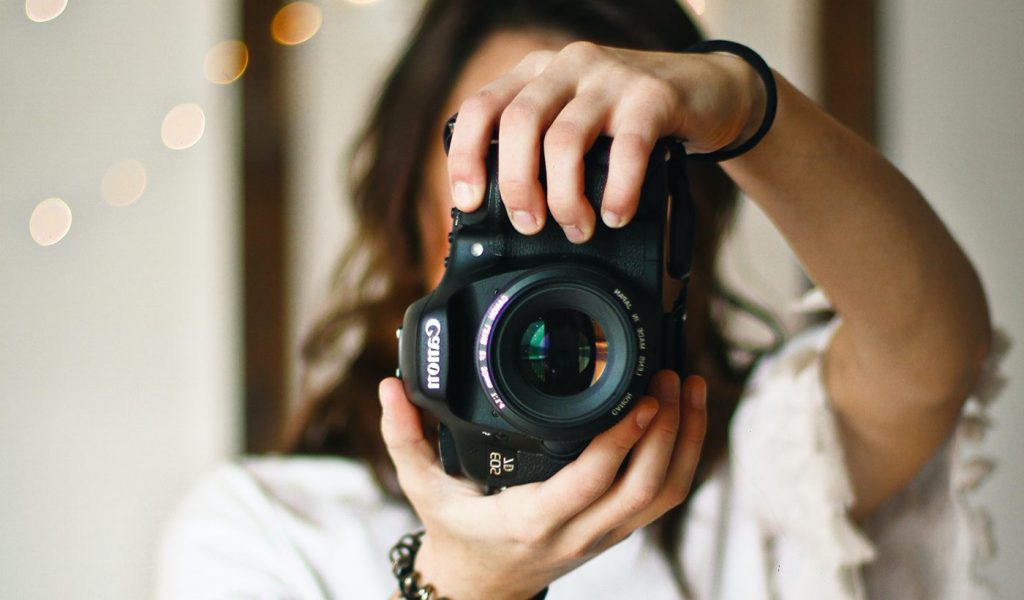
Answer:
[378,370,707,600]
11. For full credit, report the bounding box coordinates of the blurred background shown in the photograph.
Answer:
[1,0,1020,598]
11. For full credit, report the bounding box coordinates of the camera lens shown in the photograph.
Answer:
[477,267,650,441]
[516,309,608,396]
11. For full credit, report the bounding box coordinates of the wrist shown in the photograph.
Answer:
[413,534,472,599]
[415,534,547,600]
[683,40,778,161]
[707,52,767,153]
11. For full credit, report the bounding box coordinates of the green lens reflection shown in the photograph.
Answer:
[517,309,607,396]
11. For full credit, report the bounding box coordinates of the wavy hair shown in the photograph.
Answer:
[285,0,765,594]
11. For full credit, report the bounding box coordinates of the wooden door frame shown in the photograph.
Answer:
[820,0,877,144]
[242,0,288,453]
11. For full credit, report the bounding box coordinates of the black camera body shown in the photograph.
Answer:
[397,117,695,491]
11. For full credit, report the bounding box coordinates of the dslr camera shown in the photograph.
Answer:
[397,116,695,491]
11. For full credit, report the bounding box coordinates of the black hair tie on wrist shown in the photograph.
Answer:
[683,40,778,162]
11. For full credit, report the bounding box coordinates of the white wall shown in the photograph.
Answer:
[285,0,423,407]
[880,0,1024,593]
[0,1,240,598]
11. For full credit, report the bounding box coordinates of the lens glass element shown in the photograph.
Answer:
[516,309,607,396]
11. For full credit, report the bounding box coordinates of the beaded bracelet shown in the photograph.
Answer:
[684,40,778,162]
[388,530,548,600]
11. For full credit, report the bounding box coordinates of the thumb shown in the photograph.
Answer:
[379,377,442,494]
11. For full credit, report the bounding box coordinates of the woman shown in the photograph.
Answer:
[156,1,1004,598]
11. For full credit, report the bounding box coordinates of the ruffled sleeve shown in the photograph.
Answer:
[726,288,1011,600]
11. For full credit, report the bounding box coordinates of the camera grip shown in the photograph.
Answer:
[438,422,574,492]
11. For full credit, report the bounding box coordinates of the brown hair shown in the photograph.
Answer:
[285,0,760,592]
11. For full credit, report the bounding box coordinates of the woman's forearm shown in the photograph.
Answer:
[722,72,991,406]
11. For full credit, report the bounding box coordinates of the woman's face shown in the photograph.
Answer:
[420,29,574,289]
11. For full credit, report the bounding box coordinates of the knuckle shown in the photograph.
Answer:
[615,130,654,158]
[605,529,632,550]
[633,75,678,108]
[573,467,612,500]
[460,89,500,117]
[379,424,404,449]
[394,470,423,500]
[602,185,637,213]
[521,49,555,72]
[685,421,708,447]
[652,421,680,441]
[446,150,478,180]
[650,484,684,512]
[562,40,601,61]
[623,480,660,513]
[549,202,586,226]
[608,429,639,455]
[561,537,596,563]
[544,177,583,211]
[544,120,585,156]
[500,98,540,129]
[665,485,690,508]
[498,176,536,205]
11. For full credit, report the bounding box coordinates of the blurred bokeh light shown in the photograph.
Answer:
[204,40,249,85]
[101,159,148,207]
[686,0,707,16]
[271,2,323,46]
[161,103,206,150]
[25,0,67,23]
[29,197,73,246]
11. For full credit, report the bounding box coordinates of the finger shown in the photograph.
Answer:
[378,377,443,497]
[558,371,681,539]
[599,375,707,548]
[660,375,707,501]
[602,97,670,228]
[528,395,659,528]
[543,94,609,243]
[498,72,577,235]
[448,51,554,213]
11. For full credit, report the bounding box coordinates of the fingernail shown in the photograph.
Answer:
[563,224,586,244]
[453,181,475,210]
[635,405,658,429]
[602,210,623,228]
[510,210,538,233]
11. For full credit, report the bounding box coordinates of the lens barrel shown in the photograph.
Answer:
[475,265,654,442]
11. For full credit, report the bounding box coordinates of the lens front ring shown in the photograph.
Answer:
[475,265,656,442]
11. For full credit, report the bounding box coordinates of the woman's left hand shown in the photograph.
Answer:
[445,41,764,242]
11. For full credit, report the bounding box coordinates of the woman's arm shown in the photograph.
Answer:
[722,71,991,518]
[446,41,993,520]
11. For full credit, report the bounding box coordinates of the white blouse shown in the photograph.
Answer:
[154,306,1009,600]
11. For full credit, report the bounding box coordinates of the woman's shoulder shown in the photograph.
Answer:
[240,453,388,505]
[154,455,417,599]
[166,454,406,530]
